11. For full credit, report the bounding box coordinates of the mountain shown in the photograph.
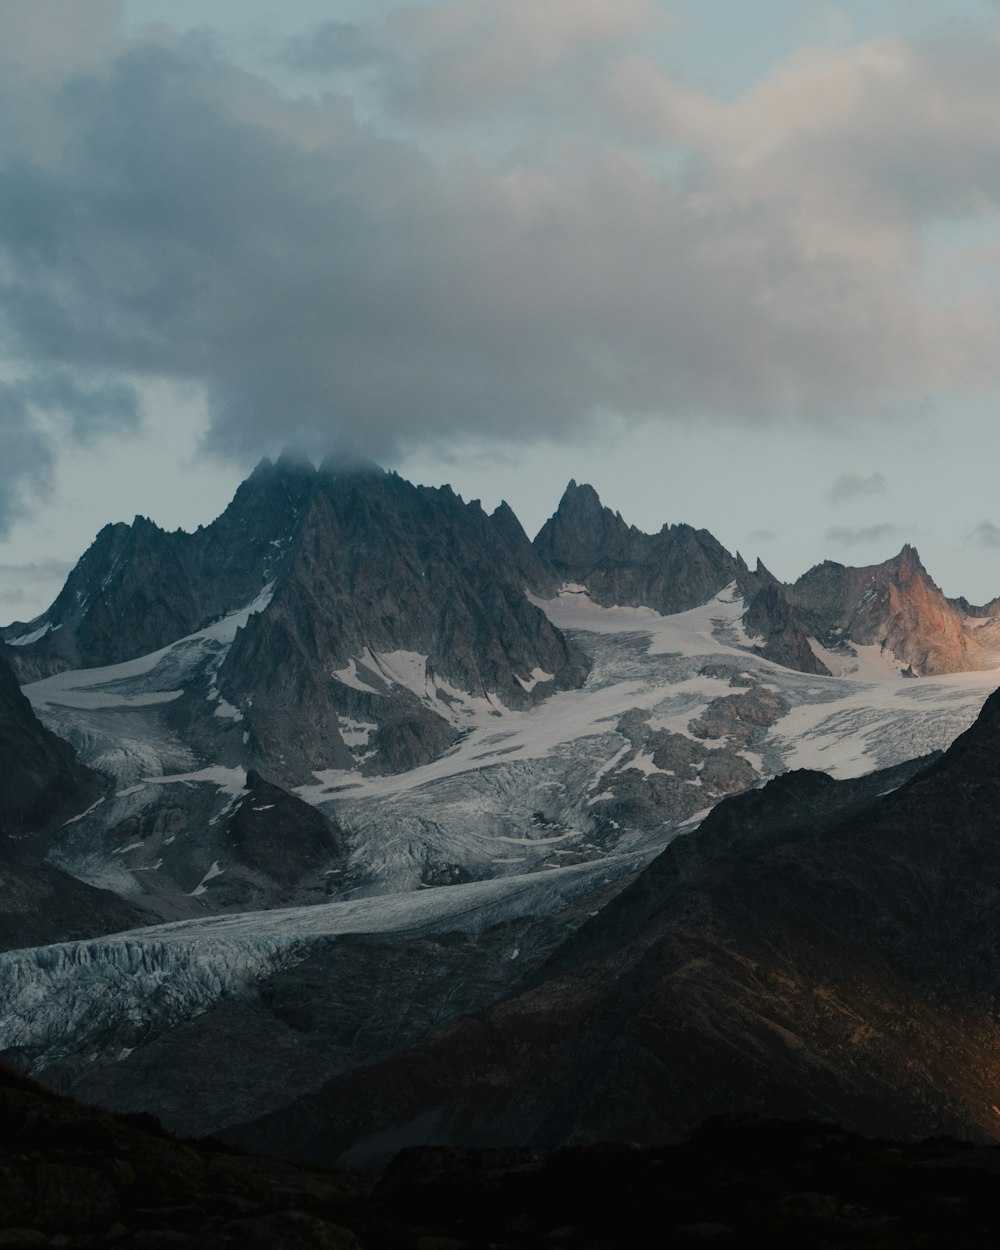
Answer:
[0,453,318,682]
[739,560,830,675]
[0,643,99,842]
[8,459,1000,1171]
[534,480,747,615]
[787,545,988,676]
[220,682,1000,1165]
[217,463,587,783]
[5,462,1000,917]
[0,645,151,949]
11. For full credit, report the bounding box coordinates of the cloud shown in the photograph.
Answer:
[281,21,389,74]
[0,375,139,537]
[828,471,888,503]
[971,520,1000,548]
[384,0,662,119]
[1,7,1000,504]
[0,390,56,535]
[826,523,901,546]
[0,558,72,616]
[748,527,776,541]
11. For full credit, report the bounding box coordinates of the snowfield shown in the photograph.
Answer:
[5,582,1000,1079]
[18,583,1000,903]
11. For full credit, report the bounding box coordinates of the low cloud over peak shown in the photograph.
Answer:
[1,5,1000,525]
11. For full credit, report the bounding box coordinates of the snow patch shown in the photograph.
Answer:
[60,799,105,827]
[114,784,148,799]
[212,699,243,721]
[196,583,274,645]
[7,622,52,647]
[145,766,247,796]
[190,861,224,896]
[515,667,555,693]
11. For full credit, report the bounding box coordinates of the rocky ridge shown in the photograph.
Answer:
[4,461,1000,929]
[0,645,151,949]
[534,479,746,616]
[221,680,1000,1164]
[788,545,988,676]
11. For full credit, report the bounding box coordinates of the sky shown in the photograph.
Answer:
[4,1,1000,621]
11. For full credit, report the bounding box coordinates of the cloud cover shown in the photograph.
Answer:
[2,2,1000,526]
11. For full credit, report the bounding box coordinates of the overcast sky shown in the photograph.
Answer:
[4,0,1000,621]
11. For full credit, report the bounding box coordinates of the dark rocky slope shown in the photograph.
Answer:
[0,645,151,949]
[87,768,348,918]
[0,644,100,842]
[223,686,1000,1163]
[533,480,746,615]
[740,560,830,675]
[220,465,588,782]
[49,880,629,1140]
[0,842,152,954]
[9,1061,1000,1247]
[1,453,317,681]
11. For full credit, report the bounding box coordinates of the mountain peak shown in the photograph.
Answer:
[889,543,925,572]
[558,479,602,508]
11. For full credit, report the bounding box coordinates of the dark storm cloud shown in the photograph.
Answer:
[971,521,1000,549]
[826,523,900,547]
[0,389,56,535]
[0,374,139,536]
[282,21,388,73]
[828,471,888,504]
[2,5,1000,496]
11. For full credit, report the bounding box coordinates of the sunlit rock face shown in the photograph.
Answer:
[787,545,985,676]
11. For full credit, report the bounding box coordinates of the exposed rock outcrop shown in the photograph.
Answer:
[787,545,978,675]
[220,466,589,783]
[2,453,317,681]
[533,480,746,615]
[0,645,151,949]
[740,561,830,675]
[0,644,100,842]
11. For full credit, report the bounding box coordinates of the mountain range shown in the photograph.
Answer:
[4,455,1000,1174]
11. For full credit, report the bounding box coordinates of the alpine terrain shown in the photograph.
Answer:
[3,455,1000,1167]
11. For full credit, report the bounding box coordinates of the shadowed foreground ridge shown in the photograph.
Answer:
[9,1060,1000,1247]
[224,685,1000,1165]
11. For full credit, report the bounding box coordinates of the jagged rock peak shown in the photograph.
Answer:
[534,483,743,618]
[885,542,924,571]
[754,558,780,586]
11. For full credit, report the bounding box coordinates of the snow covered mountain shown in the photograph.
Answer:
[5,456,1000,1150]
[3,457,1000,924]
